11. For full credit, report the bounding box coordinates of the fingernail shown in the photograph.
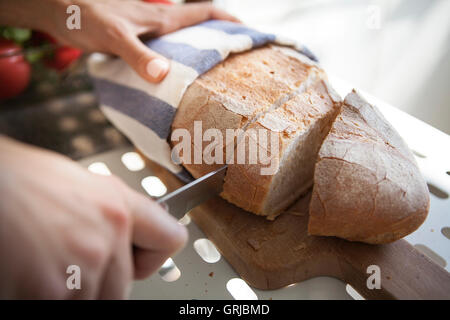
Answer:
[146,59,169,79]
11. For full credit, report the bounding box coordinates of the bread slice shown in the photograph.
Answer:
[222,80,340,218]
[172,45,319,178]
[172,45,341,218]
[308,90,430,244]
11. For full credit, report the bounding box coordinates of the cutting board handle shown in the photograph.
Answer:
[335,239,450,299]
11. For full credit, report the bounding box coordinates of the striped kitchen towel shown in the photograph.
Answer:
[88,20,317,182]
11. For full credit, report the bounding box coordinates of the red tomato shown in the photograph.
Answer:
[44,46,82,71]
[32,31,82,71]
[0,38,31,100]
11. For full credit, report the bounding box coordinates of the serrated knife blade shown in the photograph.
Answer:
[157,165,228,219]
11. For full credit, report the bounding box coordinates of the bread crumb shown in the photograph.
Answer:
[271,223,288,234]
[293,243,307,251]
[286,210,305,216]
[247,238,262,251]
[209,272,214,278]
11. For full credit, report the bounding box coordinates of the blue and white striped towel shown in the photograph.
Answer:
[88,20,317,182]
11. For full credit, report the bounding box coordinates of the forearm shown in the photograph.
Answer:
[0,0,69,32]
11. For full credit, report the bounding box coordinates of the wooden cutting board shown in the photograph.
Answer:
[145,159,450,300]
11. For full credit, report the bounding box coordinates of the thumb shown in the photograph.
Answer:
[125,189,188,279]
[115,35,170,83]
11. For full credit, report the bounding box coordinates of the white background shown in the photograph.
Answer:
[214,0,450,135]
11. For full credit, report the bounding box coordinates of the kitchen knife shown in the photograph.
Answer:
[157,165,228,219]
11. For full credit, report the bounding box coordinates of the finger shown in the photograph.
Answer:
[209,7,241,23]
[113,34,170,83]
[133,247,170,280]
[97,237,133,299]
[131,191,187,252]
[126,191,188,277]
[170,3,241,30]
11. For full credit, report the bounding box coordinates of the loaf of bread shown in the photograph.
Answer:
[308,90,430,244]
[172,44,429,243]
[172,45,341,218]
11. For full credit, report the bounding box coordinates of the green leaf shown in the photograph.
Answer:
[24,44,54,64]
[0,27,31,44]
[25,48,44,63]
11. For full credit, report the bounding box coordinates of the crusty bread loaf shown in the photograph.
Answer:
[172,45,429,243]
[172,45,341,218]
[308,90,430,244]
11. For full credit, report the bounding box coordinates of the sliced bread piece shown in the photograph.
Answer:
[172,45,320,179]
[308,90,430,244]
[221,79,341,218]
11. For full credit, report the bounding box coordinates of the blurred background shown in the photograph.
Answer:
[0,0,449,161]
[215,0,450,135]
